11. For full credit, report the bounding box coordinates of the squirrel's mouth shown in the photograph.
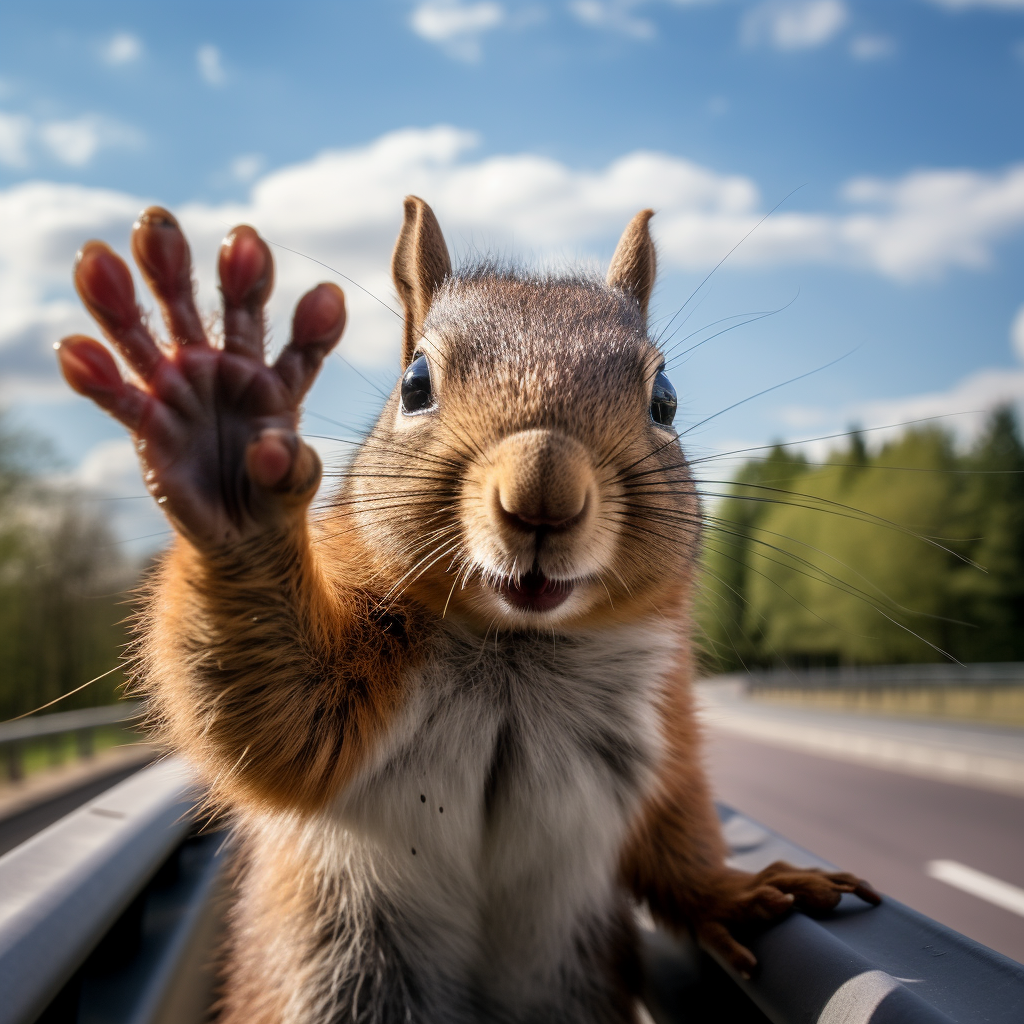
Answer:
[496,569,574,613]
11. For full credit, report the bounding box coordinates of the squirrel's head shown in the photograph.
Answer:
[345,196,699,633]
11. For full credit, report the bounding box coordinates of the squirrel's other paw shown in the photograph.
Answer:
[750,860,881,916]
[693,862,880,977]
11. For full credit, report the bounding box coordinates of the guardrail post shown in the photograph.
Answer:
[76,728,94,760]
[4,742,22,782]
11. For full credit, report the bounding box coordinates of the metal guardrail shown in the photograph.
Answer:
[0,703,141,781]
[642,806,1024,1024]
[0,758,207,1024]
[737,663,1024,690]
[1,760,1022,1023]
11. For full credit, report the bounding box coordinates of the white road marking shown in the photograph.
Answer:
[926,860,1024,918]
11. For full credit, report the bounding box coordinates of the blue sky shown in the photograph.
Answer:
[2,0,1024,548]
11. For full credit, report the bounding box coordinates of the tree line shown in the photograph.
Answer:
[2,404,1023,716]
[696,406,1024,672]
[0,415,133,721]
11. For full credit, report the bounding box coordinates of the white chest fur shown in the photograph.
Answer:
[328,621,678,1013]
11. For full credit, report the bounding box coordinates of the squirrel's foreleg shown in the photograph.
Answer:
[138,522,416,814]
[621,677,880,975]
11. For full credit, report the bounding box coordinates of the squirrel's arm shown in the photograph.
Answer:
[141,523,417,814]
[619,674,736,931]
[620,673,881,975]
[56,212,419,815]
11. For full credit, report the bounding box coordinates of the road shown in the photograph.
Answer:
[702,697,1024,964]
[0,750,154,857]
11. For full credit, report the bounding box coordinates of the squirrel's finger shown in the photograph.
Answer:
[74,241,167,382]
[219,225,274,360]
[56,335,149,432]
[852,880,882,905]
[739,885,796,923]
[274,283,346,400]
[698,921,757,980]
[131,207,208,348]
[245,429,322,500]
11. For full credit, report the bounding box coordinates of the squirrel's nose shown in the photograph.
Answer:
[498,502,584,534]
[488,429,592,536]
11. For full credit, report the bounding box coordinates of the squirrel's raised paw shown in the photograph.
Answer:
[57,207,346,548]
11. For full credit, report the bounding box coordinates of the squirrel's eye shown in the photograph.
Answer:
[401,354,434,415]
[650,369,677,427]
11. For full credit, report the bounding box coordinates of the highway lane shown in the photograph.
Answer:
[706,729,1024,964]
[0,751,154,857]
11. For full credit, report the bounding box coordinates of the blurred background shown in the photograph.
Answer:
[0,0,1023,964]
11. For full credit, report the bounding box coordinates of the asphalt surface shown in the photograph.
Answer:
[0,761,150,858]
[706,729,1024,964]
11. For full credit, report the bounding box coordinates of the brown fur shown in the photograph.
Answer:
[139,523,429,814]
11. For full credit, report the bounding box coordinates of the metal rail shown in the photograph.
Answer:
[0,758,200,1024]
[0,703,141,781]
[643,806,1024,1023]
[733,662,1024,690]
[2,760,1022,1023]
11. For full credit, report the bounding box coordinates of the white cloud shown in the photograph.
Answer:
[38,115,141,167]
[0,112,31,168]
[40,119,102,167]
[780,305,1024,450]
[835,166,1024,280]
[101,32,143,66]
[7,125,1024,418]
[197,44,226,85]
[10,126,1024,515]
[0,110,140,169]
[570,0,657,39]
[849,34,895,60]
[0,179,144,403]
[742,0,848,51]
[410,1,505,60]
[569,0,719,39]
[231,153,265,183]
[787,366,1024,452]
[74,438,138,492]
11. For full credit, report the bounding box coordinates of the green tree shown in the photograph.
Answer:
[697,409,1024,670]
[696,444,808,670]
[0,414,134,720]
[948,406,1024,661]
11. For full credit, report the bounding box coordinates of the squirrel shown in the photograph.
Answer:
[56,197,879,1024]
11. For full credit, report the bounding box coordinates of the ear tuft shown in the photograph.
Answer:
[391,196,452,367]
[606,209,656,324]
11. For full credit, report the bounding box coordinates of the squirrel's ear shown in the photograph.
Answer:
[392,196,452,367]
[606,209,656,324]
